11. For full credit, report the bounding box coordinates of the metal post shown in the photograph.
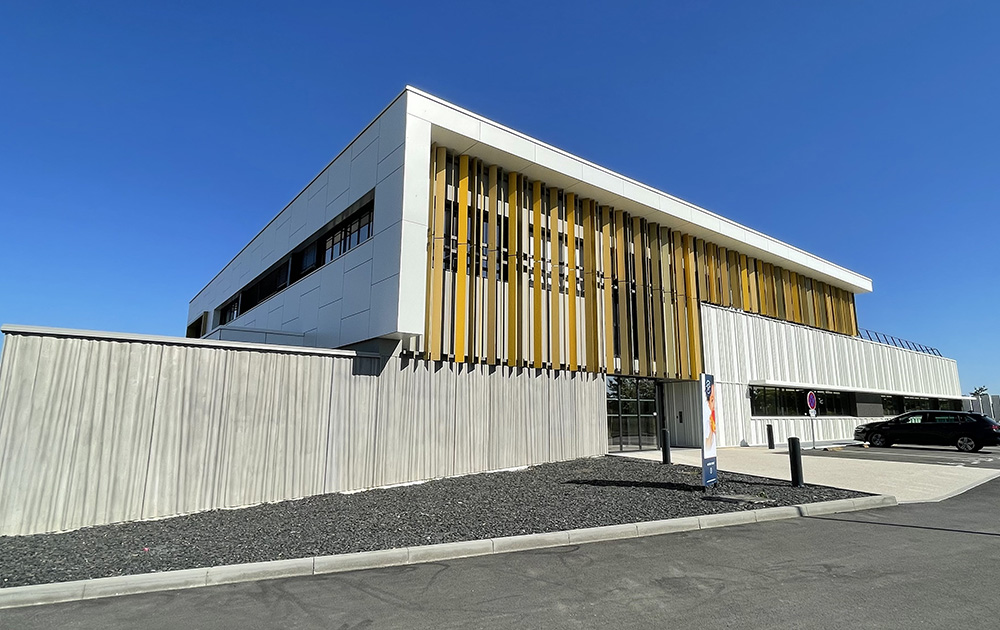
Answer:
[661,427,671,465]
[788,437,804,487]
[766,424,775,450]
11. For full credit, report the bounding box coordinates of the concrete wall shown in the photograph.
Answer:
[0,327,607,536]
[188,93,411,348]
[701,304,963,447]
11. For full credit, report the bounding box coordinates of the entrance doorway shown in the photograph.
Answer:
[606,375,659,451]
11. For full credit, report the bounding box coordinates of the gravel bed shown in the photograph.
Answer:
[0,456,868,588]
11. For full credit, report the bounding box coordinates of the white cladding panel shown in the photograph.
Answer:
[0,330,606,536]
[701,304,962,447]
[188,95,410,347]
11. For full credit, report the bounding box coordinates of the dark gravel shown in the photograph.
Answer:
[0,456,868,588]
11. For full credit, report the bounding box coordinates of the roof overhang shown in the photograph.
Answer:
[405,85,873,294]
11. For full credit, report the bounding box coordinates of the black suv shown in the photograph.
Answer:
[855,411,1000,452]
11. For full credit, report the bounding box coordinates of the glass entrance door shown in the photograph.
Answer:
[607,375,660,451]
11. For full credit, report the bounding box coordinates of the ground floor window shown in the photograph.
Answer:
[749,385,963,417]
[606,376,659,451]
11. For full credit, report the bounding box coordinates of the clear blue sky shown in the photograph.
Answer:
[1,1,997,395]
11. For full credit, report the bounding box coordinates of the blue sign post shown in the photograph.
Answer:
[701,373,718,487]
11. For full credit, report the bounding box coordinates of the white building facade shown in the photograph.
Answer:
[187,86,962,452]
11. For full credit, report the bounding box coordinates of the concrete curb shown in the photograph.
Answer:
[0,494,898,610]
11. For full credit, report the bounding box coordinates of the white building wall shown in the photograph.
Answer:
[701,304,962,447]
[188,93,411,348]
[189,86,880,350]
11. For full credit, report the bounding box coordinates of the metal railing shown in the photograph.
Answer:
[858,328,942,357]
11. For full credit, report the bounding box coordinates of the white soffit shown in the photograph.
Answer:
[405,86,873,294]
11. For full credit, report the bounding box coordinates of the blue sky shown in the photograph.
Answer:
[1,1,997,394]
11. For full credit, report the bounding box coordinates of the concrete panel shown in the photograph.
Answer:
[351,120,380,159]
[534,144,583,180]
[318,257,345,307]
[397,220,428,336]
[478,123,535,164]
[343,239,373,272]
[281,294,300,326]
[325,188,349,224]
[218,328,269,344]
[264,331,304,346]
[326,157,350,200]
[402,114,433,225]
[408,93,482,141]
[340,310,370,346]
[349,143,378,200]
[316,299,342,348]
[371,221,402,284]
[266,304,283,330]
[377,145,403,183]
[377,96,407,163]
[369,275,400,338]
[299,286,320,333]
[374,162,405,236]
[342,259,373,318]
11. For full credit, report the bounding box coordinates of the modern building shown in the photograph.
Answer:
[0,86,964,537]
[187,85,961,451]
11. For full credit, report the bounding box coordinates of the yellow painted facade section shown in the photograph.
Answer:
[566,193,578,371]
[424,147,859,376]
[532,181,543,368]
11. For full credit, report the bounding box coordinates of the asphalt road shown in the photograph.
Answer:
[804,443,1000,468]
[5,479,1000,629]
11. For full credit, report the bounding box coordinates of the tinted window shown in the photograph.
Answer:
[931,414,961,424]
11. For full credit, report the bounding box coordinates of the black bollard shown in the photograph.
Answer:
[766,424,775,450]
[788,437,804,487]
[661,427,671,465]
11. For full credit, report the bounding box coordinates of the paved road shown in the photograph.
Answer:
[804,443,1000,468]
[5,480,1000,629]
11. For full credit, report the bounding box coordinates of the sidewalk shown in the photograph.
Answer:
[614,446,1000,503]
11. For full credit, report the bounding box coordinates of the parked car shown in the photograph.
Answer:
[855,411,1000,452]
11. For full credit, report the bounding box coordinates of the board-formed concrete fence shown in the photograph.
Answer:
[0,326,607,536]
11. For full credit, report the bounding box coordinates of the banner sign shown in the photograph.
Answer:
[701,373,718,487]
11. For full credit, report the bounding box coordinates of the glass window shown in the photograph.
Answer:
[939,399,963,411]
[763,388,777,416]
[606,375,619,400]
[750,387,766,416]
[904,397,931,412]
[881,395,903,416]
[638,379,656,400]
[220,299,239,325]
[779,389,799,416]
[931,413,960,424]
[300,246,317,272]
